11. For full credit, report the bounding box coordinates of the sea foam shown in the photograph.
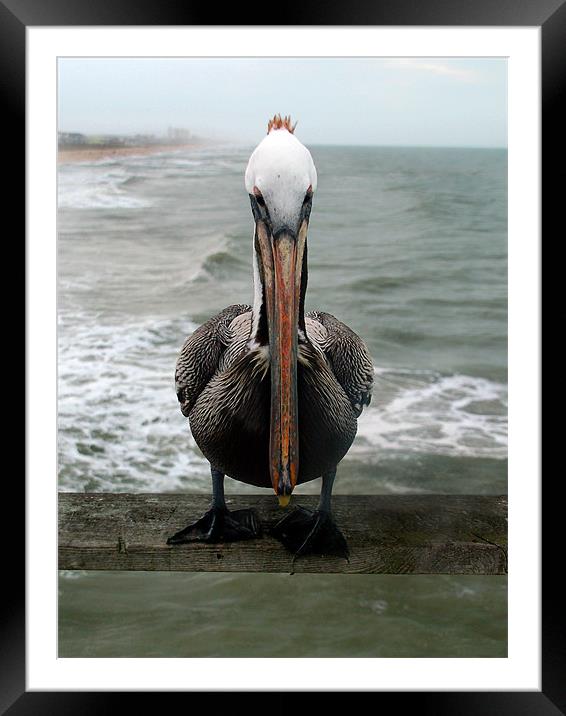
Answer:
[58,165,152,210]
[355,367,507,460]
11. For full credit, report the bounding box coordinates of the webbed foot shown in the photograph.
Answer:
[166,506,261,545]
[270,506,349,559]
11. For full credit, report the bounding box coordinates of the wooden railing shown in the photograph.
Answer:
[58,493,507,575]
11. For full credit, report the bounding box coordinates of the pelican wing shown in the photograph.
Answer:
[306,311,374,417]
[175,304,252,417]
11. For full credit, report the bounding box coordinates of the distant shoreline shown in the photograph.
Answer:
[58,143,202,164]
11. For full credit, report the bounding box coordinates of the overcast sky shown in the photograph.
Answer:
[58,57,507,148]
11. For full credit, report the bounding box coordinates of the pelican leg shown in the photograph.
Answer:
[166,468,261,545]
[270,470,349,559]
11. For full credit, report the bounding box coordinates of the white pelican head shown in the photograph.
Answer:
[245,115,317,238]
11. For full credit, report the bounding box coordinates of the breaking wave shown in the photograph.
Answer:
[355,367,507,460]
[58,165,152,209]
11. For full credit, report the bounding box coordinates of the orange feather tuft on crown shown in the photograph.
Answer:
[267,114,297,134]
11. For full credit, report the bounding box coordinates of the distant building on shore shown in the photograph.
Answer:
[167,127,192,144]
[125,134,161,146]
[90,135,127,147]
[58,132,128,148]
[58,132,87,146]
[58,128,200,149]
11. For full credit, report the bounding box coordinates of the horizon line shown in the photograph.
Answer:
[57,131,507,151]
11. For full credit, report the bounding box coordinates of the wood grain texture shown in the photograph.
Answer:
[58,493,508,575]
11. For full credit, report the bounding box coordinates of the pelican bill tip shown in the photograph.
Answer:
[277,494,292,508]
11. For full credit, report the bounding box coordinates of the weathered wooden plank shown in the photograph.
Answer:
[58,493,507,575]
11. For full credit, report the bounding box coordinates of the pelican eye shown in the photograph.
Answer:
[253,187,266,207]
[303,185,313,205]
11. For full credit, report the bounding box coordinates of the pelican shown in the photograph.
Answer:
[167,115,374,558]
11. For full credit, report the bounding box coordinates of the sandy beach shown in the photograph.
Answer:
[58,143,201,164]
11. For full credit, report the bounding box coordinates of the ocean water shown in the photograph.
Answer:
[57,144,507,657]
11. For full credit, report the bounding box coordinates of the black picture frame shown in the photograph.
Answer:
[13,0,554,711]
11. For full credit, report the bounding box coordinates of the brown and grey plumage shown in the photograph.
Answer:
[167,116,374,557]
[175,306,373,487]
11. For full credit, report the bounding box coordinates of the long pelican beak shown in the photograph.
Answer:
[255,219,307,506]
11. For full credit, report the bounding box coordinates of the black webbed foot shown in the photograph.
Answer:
[270,506,349,559]
[166,506,261,545]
